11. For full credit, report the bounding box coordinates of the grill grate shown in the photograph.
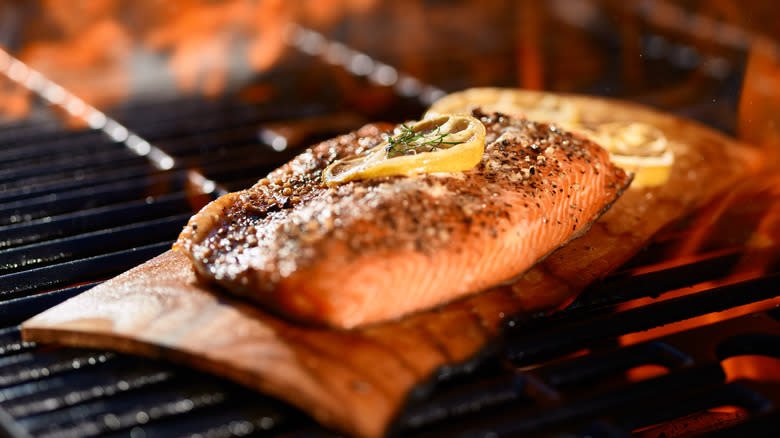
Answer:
[1,4,779,437]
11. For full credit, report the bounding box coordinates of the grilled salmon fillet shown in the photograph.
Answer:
[175,111,631,328]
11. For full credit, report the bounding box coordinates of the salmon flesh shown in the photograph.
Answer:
[175,111,631,328]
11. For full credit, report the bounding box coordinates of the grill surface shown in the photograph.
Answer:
[1,1,780,437]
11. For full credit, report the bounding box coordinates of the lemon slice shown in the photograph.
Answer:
[591,122,674,188]
[425,88,580,128]
[323,115,486,186]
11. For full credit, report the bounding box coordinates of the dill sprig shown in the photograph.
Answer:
[385,124,461,157]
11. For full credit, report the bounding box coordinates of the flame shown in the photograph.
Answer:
[618,169,780,346]
[667,182,752,259]
[0,0,129,123]
[23,20,131,128]
[0,0,382,121]
[738,39,780,167]
[0,76,31,119]
[145,0,252,96]
[516,1,544,90]
[3,0,777,126]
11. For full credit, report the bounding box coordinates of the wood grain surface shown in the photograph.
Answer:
[22,91,764,438]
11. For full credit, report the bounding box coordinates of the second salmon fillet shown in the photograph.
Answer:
[175,111,631,328]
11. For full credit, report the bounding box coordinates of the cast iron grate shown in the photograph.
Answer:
[1,6,779,436]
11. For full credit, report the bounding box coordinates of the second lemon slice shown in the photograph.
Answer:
[426,88,675,189]
[590,122,674,188]
[323,115,486,186]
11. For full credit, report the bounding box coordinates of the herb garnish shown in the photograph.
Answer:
[385,124,461,157]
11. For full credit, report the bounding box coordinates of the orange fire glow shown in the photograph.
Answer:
[0,0,383,120]
[634,405,748,438]
[624,363,669,382]
[616,159,779,347]
[722,355,780,383]
[2,0,779,127]
[739,39,780,167]
[618,221,778,345]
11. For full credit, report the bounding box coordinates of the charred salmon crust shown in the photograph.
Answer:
[175,112,631,328]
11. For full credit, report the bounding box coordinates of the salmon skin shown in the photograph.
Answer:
[175,111,631,328]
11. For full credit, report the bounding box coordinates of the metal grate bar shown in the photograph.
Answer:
[0,214,189,275]
[4,363,175,419]
[0,164,161,204]
[0,130,120,164]
[113,97,328,133]
[0,284,97,327]
[536,341,692,389]
[173,149,297,190]
[126,103,318,145]
[392,373,541,435]
[111,94,271,125]
[0,161,154,200]
[0,328,35,358]
[702,410,780,437]
[617,383,771,433]
[95,400,306,438]
[0,350,116,389]
[174,144,297,170]
[0,148,140,184]
[0,124,99,151]
[503,274,780,365]
[0,193,192,249]
[571,248,745,309]
[0,242,171,300]
[22,380,233,438]
[150,125,273,156]
[0,170,190,226]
